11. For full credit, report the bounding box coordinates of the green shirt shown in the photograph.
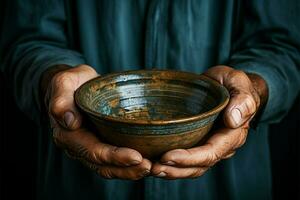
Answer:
[1,0,300,200]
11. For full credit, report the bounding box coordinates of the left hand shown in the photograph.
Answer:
[151,65,268,179]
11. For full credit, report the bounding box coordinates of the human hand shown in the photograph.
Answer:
[42,65,151,180]
[151,66,268,179]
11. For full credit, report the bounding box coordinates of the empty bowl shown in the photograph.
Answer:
[75,70,229,158]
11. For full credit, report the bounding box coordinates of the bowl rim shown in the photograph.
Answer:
[75,69,230,125]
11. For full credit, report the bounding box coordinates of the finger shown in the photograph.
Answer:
[71,156,151,180]
[52,126,143,166]
[204,66,260,128]
[160,127,248,167]
[49,65,98,130]
[160,147,218,168]
[64,149,78,159]
[96,159,152,180]
[152,163,208,179]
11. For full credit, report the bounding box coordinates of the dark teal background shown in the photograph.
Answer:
[0,0,299,199]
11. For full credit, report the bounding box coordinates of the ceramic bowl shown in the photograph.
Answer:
[75,70,229,158]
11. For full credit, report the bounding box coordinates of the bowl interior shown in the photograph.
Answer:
[76,70,228,122]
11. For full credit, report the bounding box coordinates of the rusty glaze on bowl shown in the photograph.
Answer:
[75,70,229,158]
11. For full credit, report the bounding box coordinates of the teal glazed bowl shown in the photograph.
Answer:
[75,70,229,158]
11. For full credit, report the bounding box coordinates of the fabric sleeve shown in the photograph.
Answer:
[228,0,300,124]
[0,0,85,122]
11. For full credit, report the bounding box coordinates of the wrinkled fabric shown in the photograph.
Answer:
[0,0,299,200]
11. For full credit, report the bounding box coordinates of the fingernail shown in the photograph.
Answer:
[231,108,242,126]
[64,111,74,128]
[130,160,141,165]
[156,172,167,177]
[163,161,175,166]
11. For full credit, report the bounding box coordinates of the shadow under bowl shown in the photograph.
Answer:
[75,70,229,158]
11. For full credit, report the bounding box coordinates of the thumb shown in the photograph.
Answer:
[48,65,98,130]
[223,87,258,128]
[204,66,260,128]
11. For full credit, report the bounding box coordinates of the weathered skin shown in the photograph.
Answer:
[42,65,267,180]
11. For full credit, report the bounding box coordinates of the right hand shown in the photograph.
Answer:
[43,64,151,180]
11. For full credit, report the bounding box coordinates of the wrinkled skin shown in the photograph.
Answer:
[151,66,268,179]
[43,65,151,180]
[42,65,268,180]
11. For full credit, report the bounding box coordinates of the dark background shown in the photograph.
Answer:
[0,1,299,199]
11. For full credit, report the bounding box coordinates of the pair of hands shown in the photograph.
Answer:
[42,64,268,180]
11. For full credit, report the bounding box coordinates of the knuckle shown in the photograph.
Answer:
[64,150,78,160]
[230,70,247,82]
[76,145,91,159]
[89,150,101,164]
[244,94,257,114]
[234,70,246,77]
[218,65,233,71]
[52,129,64,146]
[79,65,98,75]
[208,152,220,166]
[236,129,248,147]
[98,144,112,164]
[97,168,114,179]
[98,145,121,165]
[52,71,74,86]
[82,159,99,171]
[87,144,110,164]
[253,90,261,108]
[50,97,69,116]
[190,168,205,178]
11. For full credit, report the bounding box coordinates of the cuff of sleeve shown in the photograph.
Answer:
[228,61,285,124]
